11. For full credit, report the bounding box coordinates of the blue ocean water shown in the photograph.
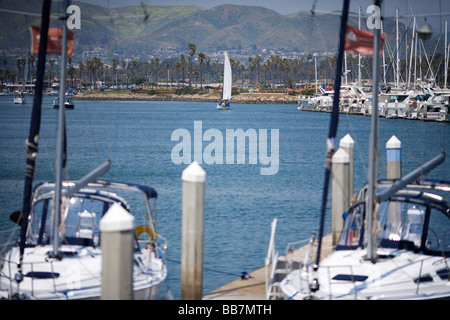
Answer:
[0,95,448,299]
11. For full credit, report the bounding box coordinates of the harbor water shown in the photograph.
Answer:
[0,95,448,299]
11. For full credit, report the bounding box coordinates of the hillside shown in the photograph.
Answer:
[0,1,416,60]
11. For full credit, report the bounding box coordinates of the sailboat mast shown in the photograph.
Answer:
[23,50,29,93]
[358,6,362,87]
[396,7,400,88]
[52,0,69,258]
[19,0,51,269]
[315,0,350,266]
[367,0,382,262]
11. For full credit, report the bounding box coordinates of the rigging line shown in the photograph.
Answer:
[419,39,436,82]
[382,18,413,87]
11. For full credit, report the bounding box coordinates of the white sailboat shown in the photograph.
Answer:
[1,179,168,300]
[278,177,450,300]
[217,52,232,110]
[268,1,450,300]
[0,1,167,300]
[13,93,25,104]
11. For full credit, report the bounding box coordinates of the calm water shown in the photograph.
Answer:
[0,95,448,299]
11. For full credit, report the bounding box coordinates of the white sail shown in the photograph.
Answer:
[222,52,232,100]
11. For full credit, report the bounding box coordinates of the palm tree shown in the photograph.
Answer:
[179,54,186,86]
[175,60,181,87]
[28,55,36,84]
[187,43,196,88]
[164,60,170,84]
[2,59,7,83]
[197,52,205,89]
[129,60,139,83]
[86,57,102,90]
[151,58,160,85]
[112,58,119,87]
[78,61,85,87]
[121,60,127,87]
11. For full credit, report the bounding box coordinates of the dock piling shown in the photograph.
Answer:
[181,161,206,300]
[100,203,135,300]
[386,135,402,180]
[339,134,354,198]
[331,147,350,246]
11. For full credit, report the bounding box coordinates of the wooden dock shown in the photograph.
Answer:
[203,234,333,300]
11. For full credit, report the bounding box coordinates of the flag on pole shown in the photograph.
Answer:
[30,26,74,55]
[345,25,385,56]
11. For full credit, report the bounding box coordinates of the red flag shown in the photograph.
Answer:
[344,25,385,56]
[30,26,74,55]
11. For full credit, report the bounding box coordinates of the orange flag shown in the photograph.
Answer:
[30,26,74,55]
[345,25,385,56]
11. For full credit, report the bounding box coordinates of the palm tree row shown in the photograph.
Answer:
[2,43,448,90]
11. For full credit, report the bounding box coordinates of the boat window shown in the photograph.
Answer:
[28,197,108,247]
[62,197,104,246]
[425,207,450,256]
[378,201,426,250]
[28,200,51,245]
[336,202,365,249]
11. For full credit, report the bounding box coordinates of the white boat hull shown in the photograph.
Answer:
[1,244,167,300]
[280,248,450,300]
[217,104,230,110]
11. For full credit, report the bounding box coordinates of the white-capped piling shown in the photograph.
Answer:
[100,202,135,300]
[331,147,350,246]
[339,134,354,198]
[386,135,402,180]
[181,161,206,300]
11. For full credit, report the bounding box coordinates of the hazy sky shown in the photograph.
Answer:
[79,0,450,31]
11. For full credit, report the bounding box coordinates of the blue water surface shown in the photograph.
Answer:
[0,95,448,299]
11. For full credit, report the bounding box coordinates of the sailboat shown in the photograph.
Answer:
[13,92,25,104]
[217,52,232,110]
[268,0,450,300]
[0,0,167,300]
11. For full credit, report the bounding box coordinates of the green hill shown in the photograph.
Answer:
[0,1,418,59]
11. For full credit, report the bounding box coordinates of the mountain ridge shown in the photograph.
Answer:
[0,1,411,60]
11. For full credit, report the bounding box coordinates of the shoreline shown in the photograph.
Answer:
[73,91,299,104]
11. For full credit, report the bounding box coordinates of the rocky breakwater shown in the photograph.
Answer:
[74,91,298,104]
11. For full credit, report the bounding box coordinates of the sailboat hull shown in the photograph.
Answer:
[14,97,25,104]
[280,248,450,300]
[0,180,167,300]
[217,103,230,110]
[0,244,167,300]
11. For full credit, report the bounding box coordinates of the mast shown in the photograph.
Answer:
[367,0,382,261]
[396,7,400,88]
[51,0,69,258]
[22,50,29,94]
[445,20,448,88]
[358,6,362,87]
[315,0,350,266]
[18,0,51,274]
[408,16,416,89]
[315,57,318,94]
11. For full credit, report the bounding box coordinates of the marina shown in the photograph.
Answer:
[0,97,448,299]
[0,0,449,301]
